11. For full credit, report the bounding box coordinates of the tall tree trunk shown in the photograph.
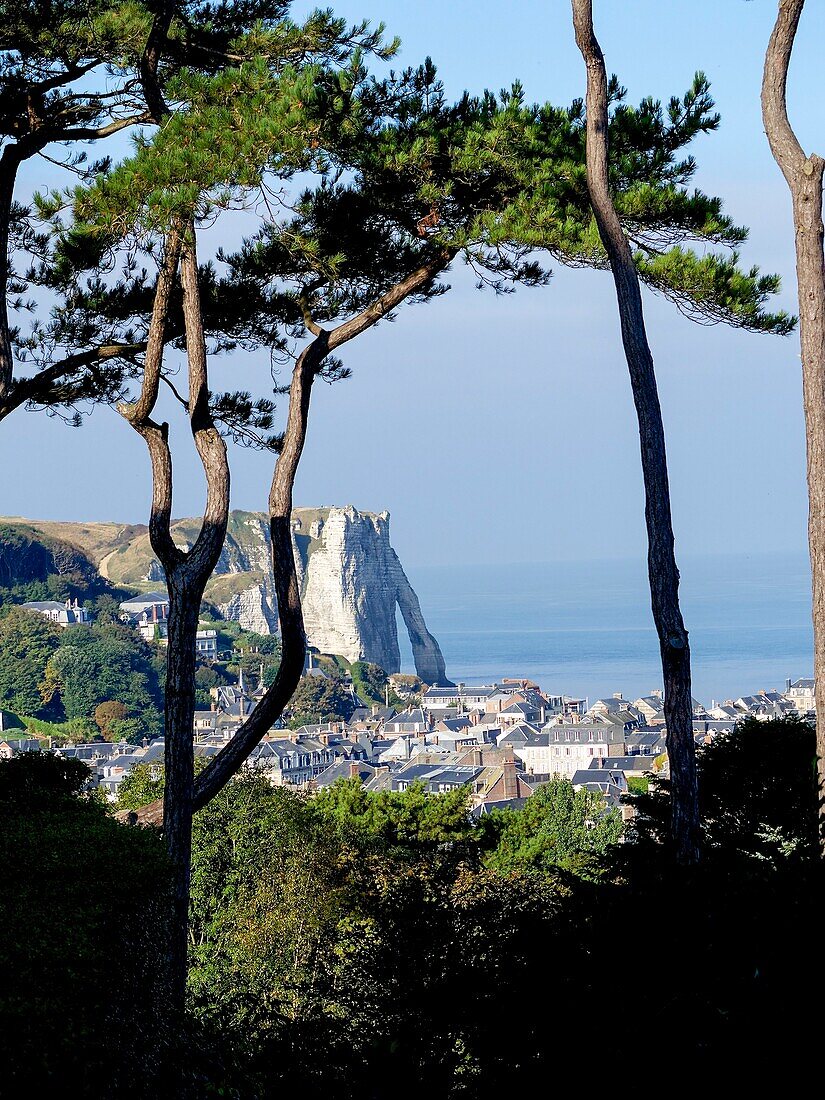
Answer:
[121,226,231,1011]
[157,235,230,1010]
[161,569,200,1004]
[762,0,825,845]
[572,0,699,863]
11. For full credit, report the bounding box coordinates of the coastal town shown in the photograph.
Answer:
[0,588,814,821]
[66,674,817,807]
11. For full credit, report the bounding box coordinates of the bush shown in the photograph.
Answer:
[627,715,820,864]
[0,754,172,1096]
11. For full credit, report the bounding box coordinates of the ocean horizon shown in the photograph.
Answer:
[399,550,814,706]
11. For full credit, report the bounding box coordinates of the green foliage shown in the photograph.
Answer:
[182,721,820,1090]
[5,0,395,426]
[46,620,163,740]
[0,750,90,801]
[0,523,105,606]
[501,73,794,333]
[230,628,282,684]
[186,774,586,1095]
[0,751,171,1096]
[626,774,649,795]
[21,714,98,743]
[482,777,623,878]
[286,672,355,726]
[0,606,62,716]
[628,716,820,865]
[314,777,476,851]
[116,761,165,812]
[349,660,393,706]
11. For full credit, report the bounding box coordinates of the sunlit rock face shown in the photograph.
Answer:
[216,507,448,684]
[214,583,279,635]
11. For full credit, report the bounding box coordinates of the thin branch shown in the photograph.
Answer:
[327,249,455,352]
[160,372,189,411]
[0,342,145,421]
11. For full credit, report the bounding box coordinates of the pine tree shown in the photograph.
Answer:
[42,2,398,1010]
[0,1,156,421]
[571,0,794,863]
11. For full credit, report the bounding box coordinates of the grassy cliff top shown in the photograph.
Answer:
[0,507,383,589]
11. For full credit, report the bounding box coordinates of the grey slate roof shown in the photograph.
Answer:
[590,756,654,772]
[314,760,377,787]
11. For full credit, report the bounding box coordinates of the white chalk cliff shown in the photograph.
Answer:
[208,507,448,684]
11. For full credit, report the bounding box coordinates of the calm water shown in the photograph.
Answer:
[399,552,814,706]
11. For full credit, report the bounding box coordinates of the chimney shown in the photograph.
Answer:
[501,758,518,799]
[786,678,792,693]
[349,761,361,779]
[540,705,546,725]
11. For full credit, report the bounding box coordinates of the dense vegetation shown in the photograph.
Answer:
[283,658,407,727]
[0,608,165,741]
[1,717,819,1094]
[0,754,171,1097]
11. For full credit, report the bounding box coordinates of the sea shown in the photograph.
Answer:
[398,551,814,707]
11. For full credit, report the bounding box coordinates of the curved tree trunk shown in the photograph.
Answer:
[120,227,231,1010]
[572,0,699,863]
[122,251,454,826]
[191,334,323,807]
[762,0,825,846]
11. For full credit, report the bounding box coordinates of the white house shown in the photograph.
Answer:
[120,592,169,643]
[22,599,91,627]
[785,677,815,714]
[195,628,218,659]
[500,722,628,780]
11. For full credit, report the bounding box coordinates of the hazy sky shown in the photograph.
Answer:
[2,1,822,568]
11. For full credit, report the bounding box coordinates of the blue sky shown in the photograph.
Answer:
[1,0,822,567]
